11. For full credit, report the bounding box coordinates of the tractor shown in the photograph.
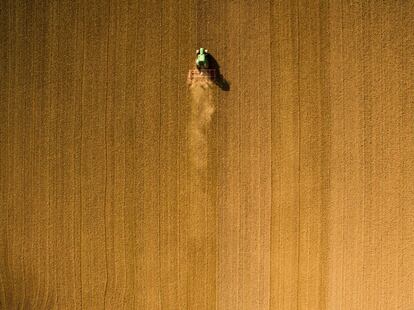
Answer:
[187,48,216,84]
[196,48,209,70]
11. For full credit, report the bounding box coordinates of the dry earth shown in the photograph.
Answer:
[1,0,413,309]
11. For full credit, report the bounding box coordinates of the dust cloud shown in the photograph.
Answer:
[188,76,214,170]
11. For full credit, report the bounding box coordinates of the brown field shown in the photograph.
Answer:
[1,0,413,309]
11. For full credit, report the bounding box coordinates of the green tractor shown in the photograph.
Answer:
[187,48,215,84]
[196,48,209,70]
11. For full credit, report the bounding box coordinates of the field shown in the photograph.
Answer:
[1,0,414,309]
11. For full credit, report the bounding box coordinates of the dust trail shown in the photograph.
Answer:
[188,76,214,170]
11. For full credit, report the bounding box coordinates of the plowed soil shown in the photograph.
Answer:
[1,1,413,309]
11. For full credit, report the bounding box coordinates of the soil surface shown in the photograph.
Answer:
[0,0,413,309]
